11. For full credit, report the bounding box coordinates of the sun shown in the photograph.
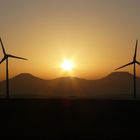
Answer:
[61,59,74,71]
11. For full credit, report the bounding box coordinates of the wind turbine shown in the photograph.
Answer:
[0,37,27,98]
[115,39,140,100]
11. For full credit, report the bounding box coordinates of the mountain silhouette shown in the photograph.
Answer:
[0,72,139,99]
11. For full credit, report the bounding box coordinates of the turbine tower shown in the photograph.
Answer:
[115,40,140,100]
[0,37,27,98]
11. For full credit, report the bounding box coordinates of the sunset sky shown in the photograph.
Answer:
[0,0,140,80]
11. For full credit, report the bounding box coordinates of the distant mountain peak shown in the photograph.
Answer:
[17,73,33,76]
[104,72,134,80]
[110,72,132,76]
[11,73,41,81]
[14,73,34,78]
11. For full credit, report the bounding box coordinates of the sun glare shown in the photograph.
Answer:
[61,59,74,71]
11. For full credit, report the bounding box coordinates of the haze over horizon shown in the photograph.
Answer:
[0,71,138,82]
[0,0,140,80]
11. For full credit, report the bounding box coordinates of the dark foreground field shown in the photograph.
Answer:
[0,99,140,138]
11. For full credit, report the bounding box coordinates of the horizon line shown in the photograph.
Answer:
[0,71,138,82]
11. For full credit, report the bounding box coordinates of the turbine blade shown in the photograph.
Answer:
[115,62,134,70]
[8,55,27,60]
[136,61,140,65]
[134,39,138,60]
[0,37,6,55]
[0,57,6,64]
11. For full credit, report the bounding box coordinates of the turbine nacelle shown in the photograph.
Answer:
[0,37,28,98]
[0,38,28,64]
[0,55,28,64]
[116,40,140,71]
[115,39,140,100]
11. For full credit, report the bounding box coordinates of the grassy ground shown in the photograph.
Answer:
[0,99,140,138]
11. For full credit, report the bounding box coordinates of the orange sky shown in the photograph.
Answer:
[0,0,140,80]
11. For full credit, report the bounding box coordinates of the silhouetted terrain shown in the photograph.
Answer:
[0,99,140,138]
[0,72,139,99]
[0,72,140,137]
